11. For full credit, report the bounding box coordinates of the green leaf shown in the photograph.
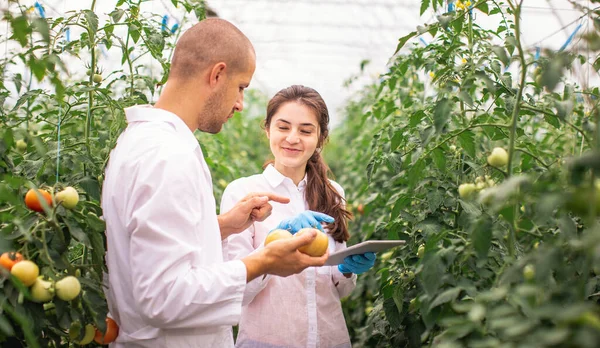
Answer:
[394,31,417,55]
[426,190,444,212]
[434,98,451,133]
[383,297,403,328]
[420,0,430,15]
[86,212,106,232]
[432,148,446,171]
[471,214,493,259]
[505,36,518,56]
[416,218,443,237]
[458,131,476,158]
[421,253,445,297]
[459,200,482,217]
[129,23,141,43]
[544,113,560,129]
[0,313,15,336]
[83,10,99,38]
[10,15,30,47]
[64,218,90,246]
[392,285,404,314]
[385,153,402,172]
[28,57,46,82]
[110,9,125,23]
[492,46,510,66]
[452,15,464,35]
[476,2,489,14]
[31,18,50,43]
[458,90,474,107]
[391,130,403,151]
[391,195,411,220]
[89,230,107,276]
[429,287,461,309]
[410,110,426,127]
[541,59,563,91]
[78,176,101,201]
[594,57,600,72]
[81,282,109,332]
[408,159,426,188]
[145,32,166,60]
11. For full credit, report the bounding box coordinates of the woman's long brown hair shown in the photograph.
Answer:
[264,85,351,243]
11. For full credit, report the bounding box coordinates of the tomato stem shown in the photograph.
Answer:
[505,0,527,258]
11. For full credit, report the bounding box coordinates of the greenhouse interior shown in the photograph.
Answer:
[1,0,600,347]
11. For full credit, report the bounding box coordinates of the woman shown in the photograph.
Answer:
[220,85,376,348]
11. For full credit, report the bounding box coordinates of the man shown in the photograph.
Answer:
[101,18,332,347]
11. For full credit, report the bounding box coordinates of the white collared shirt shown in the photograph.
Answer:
[221,164,356,348]
[101,105,247,347]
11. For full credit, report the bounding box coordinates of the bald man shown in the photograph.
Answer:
[101,18,328,347]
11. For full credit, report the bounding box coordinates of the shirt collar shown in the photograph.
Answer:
[124,105,198,148]
[263,164,308,190]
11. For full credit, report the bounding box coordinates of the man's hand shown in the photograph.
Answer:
[219,192,290,239]
[242,229,329,281]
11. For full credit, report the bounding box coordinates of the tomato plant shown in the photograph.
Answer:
[326,1,600,347]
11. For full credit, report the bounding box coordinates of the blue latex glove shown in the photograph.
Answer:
[338,252,376,275]
[274,210,334,234]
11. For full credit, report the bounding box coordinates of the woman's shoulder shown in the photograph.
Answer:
[328,179,345,197]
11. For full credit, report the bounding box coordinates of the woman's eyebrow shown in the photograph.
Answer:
[275,119,316,128]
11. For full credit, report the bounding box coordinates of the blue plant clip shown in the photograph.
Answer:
[34,2,45,18]
[559,23,582,52]
[162,15,169,32]
[171,23,179,34]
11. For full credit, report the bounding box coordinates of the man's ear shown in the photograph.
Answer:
[209,62,227,88]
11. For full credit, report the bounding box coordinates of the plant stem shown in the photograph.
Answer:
[506,0,527,258]
[84,0,97,177]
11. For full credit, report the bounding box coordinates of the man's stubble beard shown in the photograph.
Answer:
[198,86,228,134]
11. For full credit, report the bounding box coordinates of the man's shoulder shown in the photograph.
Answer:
[119,122,197,160]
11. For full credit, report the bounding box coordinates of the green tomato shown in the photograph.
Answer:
[30,277,54,303]
[56,187,79,209]
[523,264,535,281]
[16,139,27,153]
[74,324,95,345]
[92,73,103,83]
[487,147,508,167]
[458,183,477,198]
[55,276,81,301]
[417,244,425,258]
[11,260,39,286]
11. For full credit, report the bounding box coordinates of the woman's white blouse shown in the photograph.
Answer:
[220,164,356,348]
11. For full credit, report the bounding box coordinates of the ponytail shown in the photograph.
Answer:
[305,152,351,243]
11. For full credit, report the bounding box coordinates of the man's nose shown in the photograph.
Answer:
[234,91,244,112]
